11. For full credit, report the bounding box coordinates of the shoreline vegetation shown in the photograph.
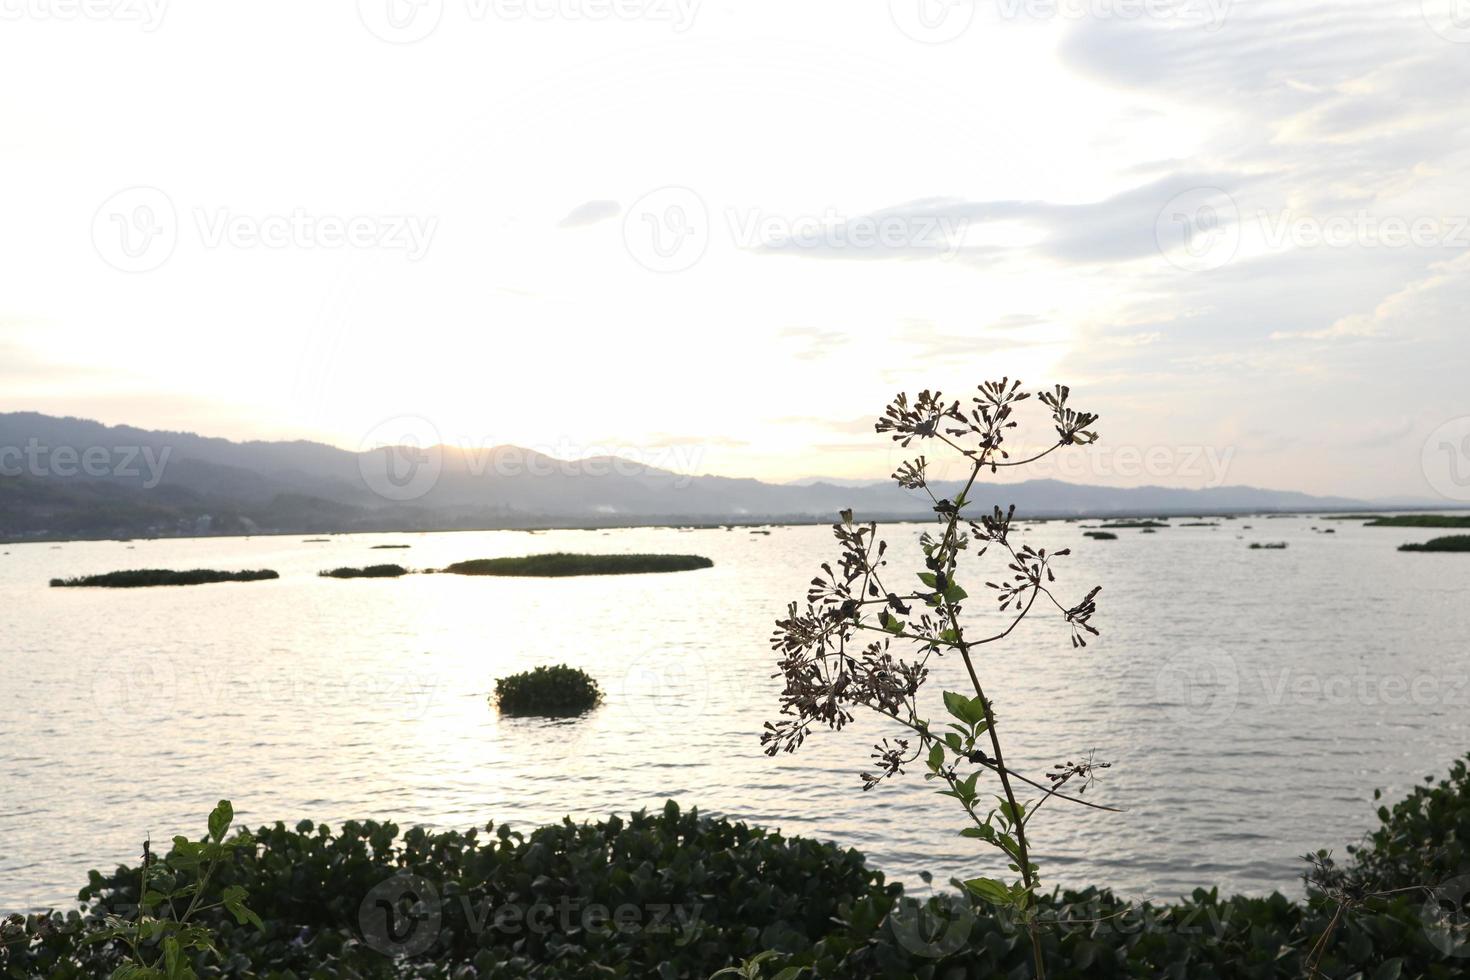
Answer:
[441,553,713,577]
[318,564,410,579]
[7,508,1469,547]
[1399,535,1470,553]
[6,756,1470,978]
[48,568,279,588]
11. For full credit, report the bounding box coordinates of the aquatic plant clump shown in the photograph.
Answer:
[1365,515,1470,529]
[493,663,602,715]
[50,568,280,588]
[1083,531,1118,540]
[318,564,410,578]
[1399,535,1470,553]
[444,553,713,577]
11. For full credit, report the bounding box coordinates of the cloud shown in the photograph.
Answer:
[1274,251,1470,342]
[558,199,621,228]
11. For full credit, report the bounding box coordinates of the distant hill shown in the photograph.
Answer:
[0,411,1422,541]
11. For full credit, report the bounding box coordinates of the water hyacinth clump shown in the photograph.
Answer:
[493,664,602,716]
[1399,535,1470,553]
[318,564,410,579]
[50,568,280,588]
[444,553,712,577]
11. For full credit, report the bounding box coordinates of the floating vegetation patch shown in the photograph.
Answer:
[493,664,601,716]
[50,568,280,588]
[318,564,409,579]
[1365,515,1470,529]
[443,553,713,577]
[1399,536,1470,553]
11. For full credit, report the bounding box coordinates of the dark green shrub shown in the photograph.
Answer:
[1,803,892,980]
[1399,536,1470,553]
[1250,542,1289,550]
[444,553,712,577]
[1083,531,1118,540]
[493,664,601,715]
[6,759,1470,978]
[319,565,410,579]
[49,569,279,588]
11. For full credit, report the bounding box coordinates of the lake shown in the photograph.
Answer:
[3,515,1469,913]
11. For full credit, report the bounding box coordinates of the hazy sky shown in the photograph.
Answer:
[2,0,1467,499]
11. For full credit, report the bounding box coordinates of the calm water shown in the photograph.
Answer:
[3,516,1469,913]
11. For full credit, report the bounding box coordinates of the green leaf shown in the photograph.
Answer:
[963,876,1014,907]
[942,582,968,603]
[943,691,971,724]
[918,572,938,588]
[927,743,945,772]
[1370,960,1403,980]
[207,800,233,843]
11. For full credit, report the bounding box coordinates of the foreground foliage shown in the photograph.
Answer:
[493,664,602,715]
[49,569,280,588]
[4,760,1470,977]
[443,553,713,577]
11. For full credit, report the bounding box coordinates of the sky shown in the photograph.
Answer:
[1,0,1468,500]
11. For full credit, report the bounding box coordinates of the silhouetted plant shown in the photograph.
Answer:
[764,381,1111,979]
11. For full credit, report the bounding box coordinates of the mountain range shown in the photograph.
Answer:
[0,412,1434,541]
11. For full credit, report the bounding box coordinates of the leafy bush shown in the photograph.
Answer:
[444,553,713,577]
[49,569,280,588]
[319,565,410,579]
[1400,536,1470,553]
[1083,531,1117,540]
[1,802,892,979]
[6,763,1470,977]
[493,664,601,715]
